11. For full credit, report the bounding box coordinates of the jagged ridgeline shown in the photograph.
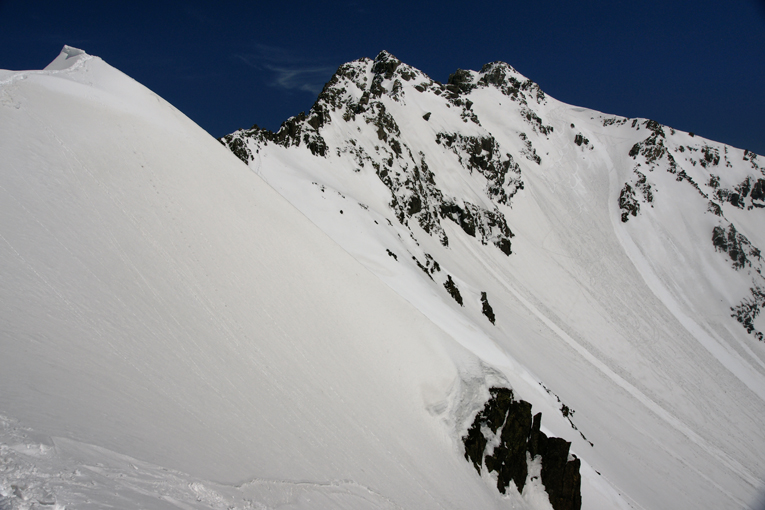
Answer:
[220,50,543,255]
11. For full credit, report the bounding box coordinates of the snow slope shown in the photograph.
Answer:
[224,51,765,509]
[0,47,607,509]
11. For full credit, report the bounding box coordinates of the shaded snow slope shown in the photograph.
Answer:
[224,51,765,509]
[0,47,595,509]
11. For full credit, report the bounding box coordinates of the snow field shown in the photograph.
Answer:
[0,48,538,509]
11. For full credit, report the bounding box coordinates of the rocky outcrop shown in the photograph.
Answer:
[435,132,523,205]
[619,171,654,222]
[712,223,765,341]
[480,292,495,324]
[731,285,765,341]
[710,175,765,210]
[712,223,761,271]
[629,120,671,168]
[444,275,463,306]
[464,387,581,510]
[618,183,640,222]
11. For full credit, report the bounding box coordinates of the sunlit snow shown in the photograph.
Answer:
[2,46,764,510]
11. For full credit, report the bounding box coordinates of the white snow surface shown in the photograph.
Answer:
[0,47,564,510]
[2,46,765,510]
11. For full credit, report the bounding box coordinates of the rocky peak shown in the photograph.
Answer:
[447,68,479,95]
[476,61,546,104]
[374,49,397,61]
[372,50,402,80]
[478,61,521,87]
[444,62,540,100]
[222,53,531,257]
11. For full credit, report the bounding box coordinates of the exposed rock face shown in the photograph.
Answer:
[463,388,581,510]
[731,285,765,341]
[712,223,761,270]
[619,171,653,222]
[709,223,765,341]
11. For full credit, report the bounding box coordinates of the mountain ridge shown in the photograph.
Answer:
[221,50,765,509]
[1,45,764,510]
[222,49,765,345]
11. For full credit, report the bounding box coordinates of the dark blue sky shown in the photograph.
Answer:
[2,0,764,155]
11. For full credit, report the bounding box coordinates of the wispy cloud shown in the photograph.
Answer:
[235,44,336,95]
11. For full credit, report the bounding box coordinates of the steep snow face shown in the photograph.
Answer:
[224,51,765,509]
[0,47,576,510]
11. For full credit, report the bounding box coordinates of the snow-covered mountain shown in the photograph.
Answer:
[221,51,765,509]
[1,46,763,510]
